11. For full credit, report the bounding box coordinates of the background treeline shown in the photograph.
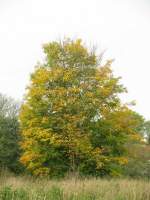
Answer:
[0,94,23,173]
[0,39,150,178]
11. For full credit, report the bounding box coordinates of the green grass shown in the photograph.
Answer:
[0,173,149,199]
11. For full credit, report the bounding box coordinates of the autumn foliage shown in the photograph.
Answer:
[19,39,143,177]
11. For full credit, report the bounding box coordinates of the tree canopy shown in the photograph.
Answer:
[19,39,144,177]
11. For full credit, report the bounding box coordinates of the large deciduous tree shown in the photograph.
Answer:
[19,39,143,177]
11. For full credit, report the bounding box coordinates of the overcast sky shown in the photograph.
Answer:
[0,0,150,119]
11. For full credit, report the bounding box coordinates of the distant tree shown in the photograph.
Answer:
[124,143,150,178]
[19,38,143,177]
[0,94,18,118]
[0,94,22,173]
[142,121,150,144]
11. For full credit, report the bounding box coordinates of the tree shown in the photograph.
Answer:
[0,94,22,173]
[141,121,150,144]
[0,94,18,118]
[19,39,143,177]
[123,143,150,178]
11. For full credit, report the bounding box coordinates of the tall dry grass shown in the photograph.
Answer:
[0,171,149,199]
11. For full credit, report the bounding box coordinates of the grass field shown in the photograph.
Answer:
[0,173,149,200]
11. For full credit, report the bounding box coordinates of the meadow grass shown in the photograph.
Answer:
[0,172,149,200]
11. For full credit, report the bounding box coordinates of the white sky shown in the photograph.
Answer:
[0,0,150,119]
